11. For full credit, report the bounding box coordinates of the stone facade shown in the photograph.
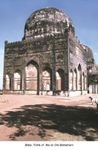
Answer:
[3,7,93,96]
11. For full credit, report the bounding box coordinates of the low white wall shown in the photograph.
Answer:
[69,91,87,96]
[25,91,37,95]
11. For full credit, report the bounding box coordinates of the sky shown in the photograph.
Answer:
[0,0,98,89]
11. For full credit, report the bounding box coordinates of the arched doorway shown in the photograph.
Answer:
[56,72,61,90]
[77,64,82,90]
[84,76,87,90]
[25,63,38,91]
[5,74,10,90]
[69,70,73,90]
[42,70,51,91]
[14,72,21,90]
[73,69,77,90]
[82,73,85,90]
[56,69,65,91]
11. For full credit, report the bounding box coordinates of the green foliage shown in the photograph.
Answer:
[88,74,98,84]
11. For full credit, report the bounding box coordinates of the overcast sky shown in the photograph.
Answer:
[0,0,98,89]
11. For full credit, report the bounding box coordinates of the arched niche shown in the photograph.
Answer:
[5,74,10,90]
[56,69,65,91]
[69,70,73,90]
[77,64,82,90]
[14,72,21,90]
[42,70,51,91]
[73,69,77,90]
[25,62,38,90]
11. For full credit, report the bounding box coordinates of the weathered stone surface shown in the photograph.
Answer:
[3,7,96,95]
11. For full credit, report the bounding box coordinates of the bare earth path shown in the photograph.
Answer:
[0,94,98,141]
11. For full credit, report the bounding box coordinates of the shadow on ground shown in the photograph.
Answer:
[0,104,98,141]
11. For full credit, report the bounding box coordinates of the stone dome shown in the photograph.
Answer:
[23,7,73,40]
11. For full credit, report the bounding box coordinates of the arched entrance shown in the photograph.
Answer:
[73,69,77,90]
[56,69,65,91]
[56,72,61,90]
[42,70,51,91]
[25,63,38,91]
[14,72,21,90]
[69,70,73,90]
[77,64,82,90]
[82,73,85,90]
[5,74,10,90]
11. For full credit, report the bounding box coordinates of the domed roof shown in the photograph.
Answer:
[23,7,73,40]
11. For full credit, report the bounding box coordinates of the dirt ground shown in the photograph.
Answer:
[0,94,98,141]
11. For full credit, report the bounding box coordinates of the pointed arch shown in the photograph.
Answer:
[73,69,77,90]
[77,64,82,90]
[42,65,52,91]
[5,74,10,90]
[42,70,51,91]
[14,72,21,90]
[69,69,73,90]
[84,75,87,90]
[25,60,39,91]
[56,72,61,90]
[82,73,85,90]
[56,69,65,91]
